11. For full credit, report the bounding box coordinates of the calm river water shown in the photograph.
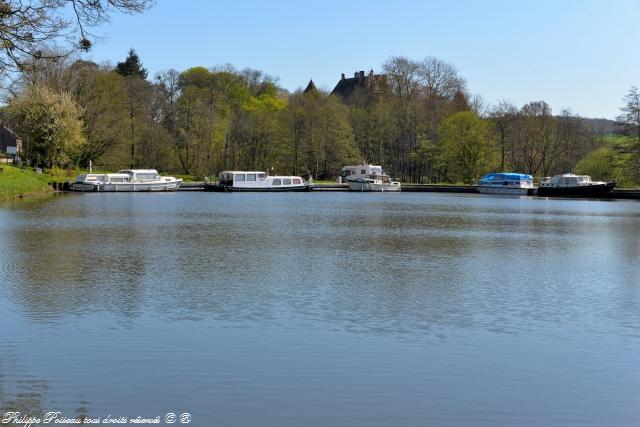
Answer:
[1,192,639,426]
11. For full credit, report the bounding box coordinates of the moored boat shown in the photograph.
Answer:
[204,171,311,192]
[537,173,615,197]
[477,172,535,195]
[70,169,182,192]
[347,174,401,192]
[340,164,383,183]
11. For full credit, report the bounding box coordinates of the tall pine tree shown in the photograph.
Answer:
[116,48,148,79]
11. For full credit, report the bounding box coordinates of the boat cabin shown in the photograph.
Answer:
[219,171,268,188]
[540,174,602,187]
[479,173,533,187]
[76,173,131,184]
[341,164,383,181]
[119,169,161,182]
[362,174,391,184]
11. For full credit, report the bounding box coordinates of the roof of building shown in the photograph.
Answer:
[330,70,387,102]
[303,79,318,94]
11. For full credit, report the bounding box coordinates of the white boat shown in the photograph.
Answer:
[70,169,182,192]
[477,173,535,195]
[537,173,615,197]
[347,174,401,192]
[341,164,401,192]
[340,164,384,182]
[205,171,311,192]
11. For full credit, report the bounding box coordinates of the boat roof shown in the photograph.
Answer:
[553,173,588,178]
[482,172,533,179]
[119,169,159,174]
[342,164,382,169]
[220,171,266,174]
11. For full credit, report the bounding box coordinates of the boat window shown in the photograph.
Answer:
[570,177,577,184]
[247,173,257,181]
[272,179,281,185]
[361,169,366,174]
[283,178,292,185]
[258,173,266,180]
[136,173,157,181]
[293,178,301,184]
[235,174,246,182]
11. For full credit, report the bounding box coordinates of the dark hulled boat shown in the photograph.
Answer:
[537,174,615,197]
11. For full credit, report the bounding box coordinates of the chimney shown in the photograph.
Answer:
[341,73,345,80]
[354,71,359,78]
[359,70,365,78]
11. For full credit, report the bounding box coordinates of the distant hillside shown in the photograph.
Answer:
[579,117,623,136]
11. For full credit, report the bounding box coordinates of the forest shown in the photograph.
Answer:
[0,0,638,185]
[3,49,640,186]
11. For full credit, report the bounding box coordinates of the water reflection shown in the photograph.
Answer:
[1,194,639,334]
[1,193,640,426]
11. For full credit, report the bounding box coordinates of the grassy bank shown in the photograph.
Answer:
[0,166,54,202]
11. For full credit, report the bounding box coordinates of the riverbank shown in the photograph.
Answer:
[0,166,54,202]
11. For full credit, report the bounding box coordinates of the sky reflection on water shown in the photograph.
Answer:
[1,193,639,426]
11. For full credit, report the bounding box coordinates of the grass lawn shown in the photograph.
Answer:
[0,165,54,202]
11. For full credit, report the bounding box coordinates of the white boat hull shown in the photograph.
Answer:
[348,181,401,192]
[70,181,182,192]
[477,185,532,195]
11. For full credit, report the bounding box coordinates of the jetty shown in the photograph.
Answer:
[48,180,640,200]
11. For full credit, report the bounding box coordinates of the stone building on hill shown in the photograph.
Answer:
[330,70,388,104]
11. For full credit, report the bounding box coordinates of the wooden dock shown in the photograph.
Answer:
[311,183,349,191]
[50,180,640,199]
[179,182,205,191]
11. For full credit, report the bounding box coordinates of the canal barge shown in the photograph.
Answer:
[537,173,615,197]
[70,169,182,192]
[477,172,535,195]
[205,171,311,192]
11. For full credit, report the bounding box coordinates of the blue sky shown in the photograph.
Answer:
[85,0,640,119]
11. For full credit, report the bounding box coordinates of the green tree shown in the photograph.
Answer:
[116,48,148,79]
[575,147,619,183]
[8,84,86,168]
[63,61,130,167]
[439,111,496,183]
[285,90,358,179]
[115,49,152,167]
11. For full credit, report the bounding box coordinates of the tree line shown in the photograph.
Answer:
[3,50,640,185]
[1,1,638,185]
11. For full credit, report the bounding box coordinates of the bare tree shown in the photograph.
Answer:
[490,100,518,170]
[419,56,466,101]
[0,0,151,80]
[382,56,423,107]
[617,86,640,149]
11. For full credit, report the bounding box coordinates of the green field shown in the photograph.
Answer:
[0,165,54,202]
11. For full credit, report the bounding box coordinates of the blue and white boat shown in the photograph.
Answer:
[477,173,535,195]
